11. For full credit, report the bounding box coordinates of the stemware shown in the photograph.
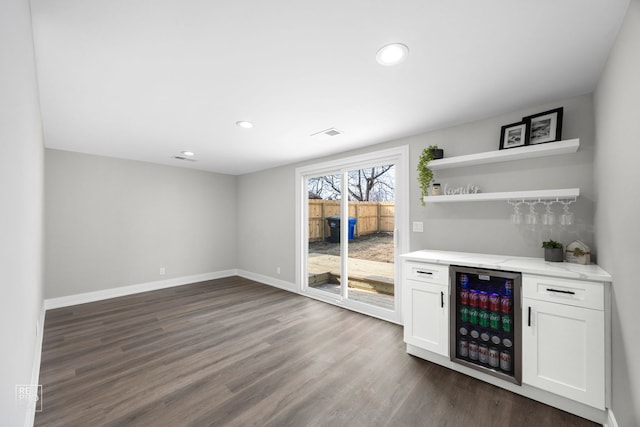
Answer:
[542,202,556,226]
[510,202,524,225]
[525,202,540,226]
[559,201,574,226]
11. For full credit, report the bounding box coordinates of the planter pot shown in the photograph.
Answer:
[544,248,564,262]
[430,148,444,160]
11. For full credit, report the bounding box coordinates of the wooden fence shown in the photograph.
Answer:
[308,200,395,241]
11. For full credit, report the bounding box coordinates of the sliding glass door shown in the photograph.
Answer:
[297,147,408,323]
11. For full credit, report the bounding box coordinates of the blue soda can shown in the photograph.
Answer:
[460,274,469,288]
[504,279,513,296]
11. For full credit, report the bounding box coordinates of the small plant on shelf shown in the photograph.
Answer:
[571,247,586,256]
[542,240,564,262]
[418,145,443,205]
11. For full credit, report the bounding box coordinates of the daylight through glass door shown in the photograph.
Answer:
[305,165,396,311]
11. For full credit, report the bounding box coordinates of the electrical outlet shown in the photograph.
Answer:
[159,267,166,275]
[413,221,424,232]
[277,267,281,275]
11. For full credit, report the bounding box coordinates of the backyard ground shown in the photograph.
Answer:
[308,232,394,263]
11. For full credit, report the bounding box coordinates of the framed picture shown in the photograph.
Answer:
[499,121,528,150]
[523,107,563,145]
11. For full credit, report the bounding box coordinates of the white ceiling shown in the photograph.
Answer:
[30,0,629,175]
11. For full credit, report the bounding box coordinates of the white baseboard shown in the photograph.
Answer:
[605,409,618,427]
[43,270,238,310]
[236,269,298,294]
[24,304,46,427]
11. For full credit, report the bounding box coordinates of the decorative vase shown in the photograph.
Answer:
[544,248,564,262]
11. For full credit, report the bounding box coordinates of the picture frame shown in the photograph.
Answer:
[523,107,564,145]
[499,121,528,150]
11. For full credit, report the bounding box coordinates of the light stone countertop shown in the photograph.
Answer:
[400,250,612,282]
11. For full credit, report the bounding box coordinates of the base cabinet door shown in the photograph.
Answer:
[403,280,449,356]
[522,298,605,409]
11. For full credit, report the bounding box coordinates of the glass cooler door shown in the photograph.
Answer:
[449,266,522,385]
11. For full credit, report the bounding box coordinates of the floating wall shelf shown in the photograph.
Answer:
[423,188,580,204]
[429,139,580,171]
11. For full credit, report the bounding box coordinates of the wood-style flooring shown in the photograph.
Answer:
[36,277,598,426]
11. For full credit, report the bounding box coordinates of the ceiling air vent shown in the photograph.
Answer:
[172,156,197,162]
[310,127,343,140]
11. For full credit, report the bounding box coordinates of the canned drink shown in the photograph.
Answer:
[460,289,469,306]
[480,330,490,342]
[500,296,512,314]
[502,337,513,348]
[479,344,489,364]
[459,339,469,358]
[502,314,512,333]
[460,306,469,322]
[470,328,480,339]
[459,325,469,336]
[489,293,501,312]
[469,290,479,308]
[469,341,479,360]
[478,291,489,310]
[460,274,469,288]
[500,350,512,372]
[469,307,479,325]
[489,347,500,367]
[479,310,490,328]
[489,312,501,330]
[505,279,513,296]
[490,332,501,345]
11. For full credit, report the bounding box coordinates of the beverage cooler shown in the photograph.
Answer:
[450,266,522,385]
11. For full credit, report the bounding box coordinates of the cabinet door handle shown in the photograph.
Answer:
[546,288,576,295]
[528,306,531,327]
[441,291,444,308]
[416,270,433,275]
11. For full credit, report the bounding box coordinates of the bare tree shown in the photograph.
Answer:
[307,165,394,201]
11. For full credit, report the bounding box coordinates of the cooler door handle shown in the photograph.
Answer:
[546,288,576,295]
[528,306,532,327]
[441,291,444,308]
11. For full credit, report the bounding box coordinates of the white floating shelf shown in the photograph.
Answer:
[424,188,580,203]
[429,139,579,171]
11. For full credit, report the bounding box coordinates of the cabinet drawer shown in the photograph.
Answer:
[403,261,449,286]
[523,275,604,310]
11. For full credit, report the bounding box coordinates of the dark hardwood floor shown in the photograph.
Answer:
[36,277,598,426]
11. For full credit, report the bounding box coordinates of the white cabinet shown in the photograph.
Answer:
[522,275,606,409]
[402,261,449,356]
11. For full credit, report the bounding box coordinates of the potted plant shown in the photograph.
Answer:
[418,145,444,205]
[542,240,564,262]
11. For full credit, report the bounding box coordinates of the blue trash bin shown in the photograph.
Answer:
[347,217,357,240]
[326,216,357,243]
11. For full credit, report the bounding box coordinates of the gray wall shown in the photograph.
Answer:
[594,1,640,425]
[237,93,596,286]
[237,166,296,282]
[0,0,45,424]
[409,95,596,257]
[45,150,238,298]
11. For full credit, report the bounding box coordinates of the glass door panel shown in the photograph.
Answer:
[306,173,342,298]
[346,165,396,310]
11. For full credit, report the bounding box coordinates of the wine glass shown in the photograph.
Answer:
[542,202,556,226]
[559,201,574,226]
[525,202,540,226]
[510,202,524,225]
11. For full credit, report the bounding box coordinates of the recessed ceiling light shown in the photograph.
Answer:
[376,43,409,66]
[181,151,195,157]
[236,121,254,129]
